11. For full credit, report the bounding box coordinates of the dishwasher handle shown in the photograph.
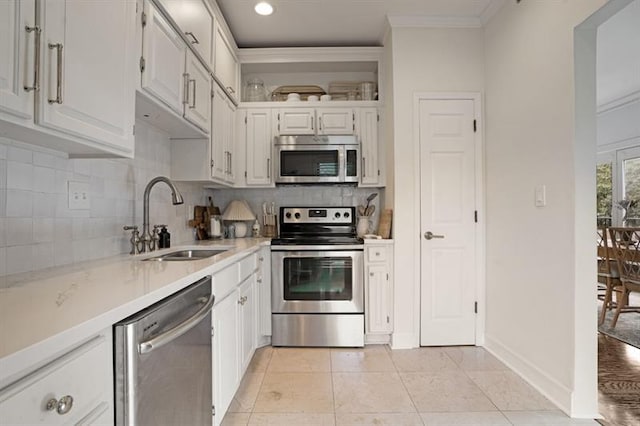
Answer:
[139,293,215,354]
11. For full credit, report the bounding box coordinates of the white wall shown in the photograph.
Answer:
[388,26,485,347]
[0,121,212,276]
[483,0,606,416]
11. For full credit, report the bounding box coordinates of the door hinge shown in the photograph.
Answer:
[377,169,381,176]
[139,57,145,72]
[474,301,478,314]
[141,11,147,27]
[244,116,247,124]
[377,113,380,122]
[386,315,390,323]
[244,170,247,178]
[132,124,135,136]
[211,89,215,98]
[210,159,214,169]
[212,405,216,416]
[473,119,477,133]
[474,210,478,223]
[386,273,389,280]
[211,326,214,337]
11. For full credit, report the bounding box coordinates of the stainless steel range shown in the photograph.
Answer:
[271,207,364,347]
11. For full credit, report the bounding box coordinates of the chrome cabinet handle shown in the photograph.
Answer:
[311,117,314,131]
[139,294,215,354]
[229,152,232,175]
[184,31,199,44]
[24,26,41,92]
[46,395,74,415]
[424,231,445,240]
[362,157,366,178]
[318,117,322,131]
[183,73,189,105]
[48,43,63,104]
[267,158,270,178]
[188,79,196,109]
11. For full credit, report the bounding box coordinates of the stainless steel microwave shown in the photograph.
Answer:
[274,135,359,184]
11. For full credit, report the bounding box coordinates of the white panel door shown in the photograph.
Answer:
[39,0,136,154]
[278,108,315,135]
[0,0,35,121]
[184,49,211,132]
[366,263,391,334]
[420,98,477,346]
[141,0,186,114]
[359,107,380,186]
[239,276,256,374]
[213,22,238,100]
[317,108,354,135]
[246,109,273,185]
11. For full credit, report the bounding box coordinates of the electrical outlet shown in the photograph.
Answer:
[68,181,90,210]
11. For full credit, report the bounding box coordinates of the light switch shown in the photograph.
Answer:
[68,181,90,210]
[535,185,546,207]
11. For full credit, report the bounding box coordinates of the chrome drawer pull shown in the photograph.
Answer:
[46,395,74,415]
[24,25,41,92]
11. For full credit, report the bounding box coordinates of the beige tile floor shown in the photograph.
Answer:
[221,346,598,426]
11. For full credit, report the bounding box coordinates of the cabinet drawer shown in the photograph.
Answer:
[239,253,258,282]
[366,246,387,262]
[0,334,112,425]
[213,262,240,300]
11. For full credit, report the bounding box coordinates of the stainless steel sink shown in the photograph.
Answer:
[143,249,228,261]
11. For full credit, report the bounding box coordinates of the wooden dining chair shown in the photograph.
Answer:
[607,227,640,328]
[597,226,622,325]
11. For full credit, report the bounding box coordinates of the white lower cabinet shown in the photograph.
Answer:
[212,249,267,425]
[364,241,394,343]
[0,331,113,425]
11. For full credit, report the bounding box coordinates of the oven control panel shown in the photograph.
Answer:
[281,207,355,224]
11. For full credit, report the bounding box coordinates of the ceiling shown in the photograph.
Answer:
[216,0,502,48]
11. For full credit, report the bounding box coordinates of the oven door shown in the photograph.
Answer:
[275,145,344,184]
[271,249,364,313]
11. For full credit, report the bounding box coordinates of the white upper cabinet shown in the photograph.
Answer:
[358,107,381,186]
[211,80,236,183]
[156,0,213,65]
[0,0,136,157]
[276,107,354,136]
[184,49,211,131]
[213,21,239,102]
[37,0,136,154]
[141,0,186,115]
[245,108,273,186]
[0,0,36,122]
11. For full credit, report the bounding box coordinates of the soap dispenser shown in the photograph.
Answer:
[158,226,170,249]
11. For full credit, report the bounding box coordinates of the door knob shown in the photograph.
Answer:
[424,231,445,240]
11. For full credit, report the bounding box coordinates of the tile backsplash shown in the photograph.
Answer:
[0,121,212,276]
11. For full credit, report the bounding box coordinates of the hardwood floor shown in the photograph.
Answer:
[598,333,640,426]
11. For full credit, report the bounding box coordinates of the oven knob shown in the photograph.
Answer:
[334,212,341,218]
[343,211,350,218]
[285,212,292,219]
[294,212,301,219]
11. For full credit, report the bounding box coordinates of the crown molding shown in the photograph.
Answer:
[597,90,640,114]
[386,15,482,29]
[480,0,507,26]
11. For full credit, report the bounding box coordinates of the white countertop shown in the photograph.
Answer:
[0,238,270,385]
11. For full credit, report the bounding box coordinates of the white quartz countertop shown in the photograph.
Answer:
[0,238,270,384]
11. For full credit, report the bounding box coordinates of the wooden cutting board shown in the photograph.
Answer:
[377,209,393,239]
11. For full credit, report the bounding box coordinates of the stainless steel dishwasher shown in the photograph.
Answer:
[114,276,214,425]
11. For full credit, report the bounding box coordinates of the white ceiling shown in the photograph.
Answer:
[216,0,501,48]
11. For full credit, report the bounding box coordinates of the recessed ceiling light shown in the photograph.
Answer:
[254,1,273,16]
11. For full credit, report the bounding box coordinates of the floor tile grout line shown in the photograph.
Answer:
[329,347,338,425]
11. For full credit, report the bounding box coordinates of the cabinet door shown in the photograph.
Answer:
[366,263,392,334]
[359,107,380,186]
[246,109,273,186]
[210,81,227,180]
[212,293,239,420]
[38,0,136,154]
[257,247,272,337]
[141,0,186,115]
[0,0,35,121]
[317,108,354,135]
[213,22,238,101]
[184,49,211,132]
[158,0,212,64]
[224,94,237,183]
[239,277,256,374]
[277,108,315,135]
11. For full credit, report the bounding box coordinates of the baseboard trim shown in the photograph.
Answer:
[484,334,573,415]
[365,334,391,345]
[391,332,418,349]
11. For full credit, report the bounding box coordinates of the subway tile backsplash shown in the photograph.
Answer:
[0,121,213,276]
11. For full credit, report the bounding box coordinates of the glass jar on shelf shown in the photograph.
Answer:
[244,78,267,102]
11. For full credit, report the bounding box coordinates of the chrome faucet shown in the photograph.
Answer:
[140,176,184,252]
